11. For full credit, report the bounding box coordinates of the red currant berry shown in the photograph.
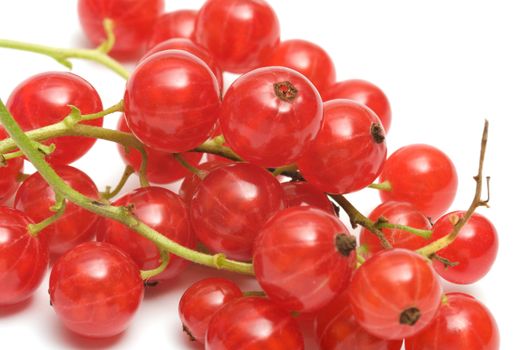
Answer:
[379,144,458,219]
[206,297,304,349]
[147,10,197,49]
[297,100,387,194]
[194,0,280,73]
[430,212,498,284]
[6,72,103,165]
[0,207,48,306]
[78,0,164,58]
[116,116,202,184]
[253,206,356,313]
[220,66,323,167]
[267,39,336,93]
[281,181,335,214]
[349,249,442,340]
[190,163,284,261]
[324,79,392,133]
[142,38,223,90]
[0,129,23,204]
[98,187,194,281]
[360,201,432,256]
[178,278,243,343]
[179,161,229,205]
[124,50,221,153]
[406,293,499,349]
[49,242,144,338]
[14,165,100,256]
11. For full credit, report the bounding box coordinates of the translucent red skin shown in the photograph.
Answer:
[0,207,48,306]
[314,283,403,350]
[323,79,392,133]
[6,71,103,165]
[194,0,280,73]
[350,249,442,340]
[78,0,164,58]
[206,297,304,350]
[178,278,243,343]
[379,144,458,219]
[405,293,499,350]
[147,10,198,49]
[124,50,221,153]
[253,206,355,313]
[49,242,144,338]
[14,165,100,256]
[220,66,323,167]
[190,163,285,261]
[116,116,202,184]
[267,39,336,94]
[179,161,230,205]
[0,129,24,204]
[98,187,194,281]
[360,201,432,256]
[281,181,335,214]
[297,100,387,194]
[430,211,498,284]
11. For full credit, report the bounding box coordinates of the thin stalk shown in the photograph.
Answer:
[368,181,392,191]
[102,165,135,200]
[375,221,433,239]
[140,249,170,280]
[27,199,66,237]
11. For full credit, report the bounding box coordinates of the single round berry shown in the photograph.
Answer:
[253,206,356,313]
[98,187,194,282]
[349,249,442,340]
[178,278,243,343]
[430,211,498,284]
[220,66,323,167]
[78,0,164,58]
[6,72,103,165]
[124,50,221,153]
[267,39,336,93]
[406,293,499,350]
[0,129,23,204]
[116,116,202,184]
[0,207,48,306]
[15,165,100,256]
[297,100,387,194]
[379,144,458,219]
[179,161,229,205]
[191,163,284,261]
[194,0,280,73]
[360,201,432,256]
[281,181,335,214]
[324,79,392,133]
[147,10,198,49]
[206,297,304,349]
[49,242,144,338]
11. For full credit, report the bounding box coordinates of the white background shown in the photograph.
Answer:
[0,0,525,349]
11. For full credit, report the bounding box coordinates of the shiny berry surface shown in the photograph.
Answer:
[253,206,355,313]
[297,100,387,194]
[178,278,242,343]
[78,0,164,58]
[190,163,284,261]
[406,293,499,350]
[124,50,221,153]
[206,297,304,350]
[220,66,323,167]
[179,161,228,205]
[6,72,103,165]
[49,242,144,338]
[379,144,458,219]
[324,79,392,133]
[14,165,100,256]
[360,201,432,255]
[0,129,24,204]
[267,39,336,93]
[98,187,194,281]
[147,10,197,49]
[195,0,280,73]
[430,211,498,284]
[0,207,48,306]
[349,249,442,340]
[116,116,202,184]
[281,181,335,214]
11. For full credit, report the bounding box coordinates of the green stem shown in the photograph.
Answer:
[27,198,66,237]
[0,99,253,276]
[173,153,205,178]
[140,249,170,280]
[242,291,267,297]
[272,164,298,177]
[368,181,392,191]
[194,137,242,161]
[102,165,135,200]
[375,222,433,239]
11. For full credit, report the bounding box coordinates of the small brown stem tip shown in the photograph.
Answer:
[371,123,385,144]
[335,233,357,257]
[274,81,298,102]
[400,307,421,326]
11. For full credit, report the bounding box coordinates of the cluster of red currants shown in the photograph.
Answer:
[0,0,499,349]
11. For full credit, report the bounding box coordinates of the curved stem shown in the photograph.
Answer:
[140,249,170,280]
[102,165,135,200]
[272,164,298,177]
[368,181,392,191]
[173,153,205,178]
[27,198,66,237]
[0,99,253,276]
[193,137,242,161]
[375,221,433,239]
